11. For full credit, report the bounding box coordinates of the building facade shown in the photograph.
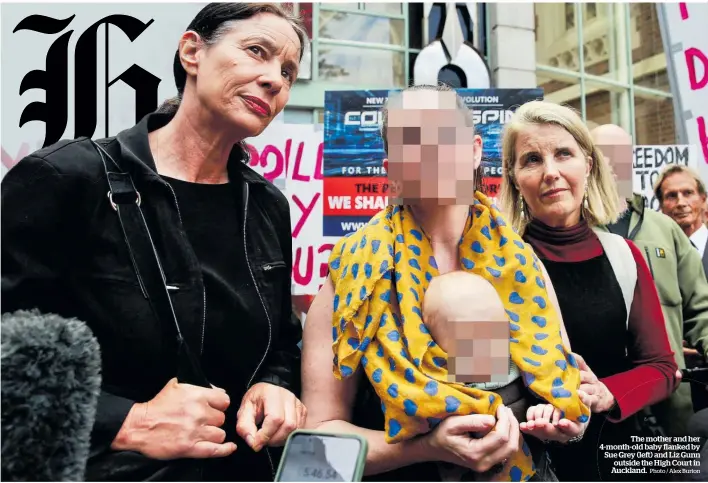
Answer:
[284,2,676,145]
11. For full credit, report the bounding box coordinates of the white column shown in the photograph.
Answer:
[614,3,632,132]
[489,3,537,88]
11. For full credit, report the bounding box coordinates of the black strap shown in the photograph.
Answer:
[606,209,632,238]
[607,201,645,241]
[627,203,644,241]
[92,141,209,388]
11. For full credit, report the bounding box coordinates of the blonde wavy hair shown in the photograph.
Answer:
[499,101,619,235]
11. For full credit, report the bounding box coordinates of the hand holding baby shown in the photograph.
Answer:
[574,353,617,413]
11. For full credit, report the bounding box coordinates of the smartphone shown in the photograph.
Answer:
[275,430,368,482]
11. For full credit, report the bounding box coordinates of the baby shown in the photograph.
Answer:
[422,271,566,481]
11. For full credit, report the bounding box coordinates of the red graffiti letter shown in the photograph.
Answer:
[680,2,689,20]
[293,246,314,287]
[261,145,285,181]
[318,243,334,278]
[1,143,31,170]
[291,141,310,182]
[685,47,708,91]
[315,142,324,180]
[244,143,261,168]
[292,193,320,238]
[697,116,708,166]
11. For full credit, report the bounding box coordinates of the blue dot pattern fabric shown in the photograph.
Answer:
[327,193,590,482]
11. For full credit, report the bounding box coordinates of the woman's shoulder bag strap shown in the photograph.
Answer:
[90,140,210,388]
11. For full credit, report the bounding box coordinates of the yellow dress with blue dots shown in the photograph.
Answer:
[328,193,591,482]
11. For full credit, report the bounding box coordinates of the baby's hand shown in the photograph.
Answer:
[519,404,589,443]
[520,404,562,431]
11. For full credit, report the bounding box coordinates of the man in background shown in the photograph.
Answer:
[655,165,708,411]
[591,124,708,436]
[655,165,708,276]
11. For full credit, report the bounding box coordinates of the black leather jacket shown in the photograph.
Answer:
[1,113,301,481]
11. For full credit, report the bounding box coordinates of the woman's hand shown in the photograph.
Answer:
[574,353,616,413]
[422,405,520,473]
[236,382,307,451]
[519,403,588,443]
[112,378,237,459]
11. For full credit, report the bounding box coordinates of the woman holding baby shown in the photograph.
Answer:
[301,85,592,482]
[498,101,679,481]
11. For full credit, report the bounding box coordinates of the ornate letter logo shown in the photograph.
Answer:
[14,13,162,148]
[413,3,492,88]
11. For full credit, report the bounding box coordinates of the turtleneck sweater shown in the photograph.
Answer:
[523,218,678,422]
[523,218,678,481]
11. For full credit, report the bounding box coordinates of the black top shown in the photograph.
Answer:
[164,176,271,481]
[523,220,645,482]
[162,176,254,394]
[2,111,300,481]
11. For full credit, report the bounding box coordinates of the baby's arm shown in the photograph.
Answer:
[521,387,595,433]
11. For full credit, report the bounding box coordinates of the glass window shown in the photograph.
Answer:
[580,3,627,81]
[537,73,578,102]
[630,4,670,92]
[283,108,314,125]
[536,3,581,72]
[634,93,676,145]
[318,45,406,87]
[565,3,575,30]
[319,10,405,46]
[582,82,628,130]
[320,2,358,10]
[536,3,677,144]
[364,3,403,15]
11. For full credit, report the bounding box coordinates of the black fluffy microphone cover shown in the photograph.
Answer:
[1,310,102,481]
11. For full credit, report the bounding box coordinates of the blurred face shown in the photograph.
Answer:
[182,12,301,137]
[447,321,510,384]
[597,143,633,200]
[659,172,706,235]
[513,124,592,228]
[383,90,483,206]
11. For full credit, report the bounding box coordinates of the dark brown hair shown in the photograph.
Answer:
[158,2,307,114]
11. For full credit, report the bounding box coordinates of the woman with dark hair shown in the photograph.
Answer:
[2,3,307,481]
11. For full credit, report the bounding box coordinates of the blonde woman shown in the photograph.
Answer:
[499,100,679,481]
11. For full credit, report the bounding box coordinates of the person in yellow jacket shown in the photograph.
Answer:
[323,85,591,482]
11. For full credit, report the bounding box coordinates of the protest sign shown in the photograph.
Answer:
[322,89,542,237]
[658,3,708,182]
[632,144,698,211]
[245,124,337,295]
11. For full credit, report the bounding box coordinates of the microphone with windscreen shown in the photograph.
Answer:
[1,309,102,481]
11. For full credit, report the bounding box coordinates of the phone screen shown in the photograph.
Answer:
[277,433,363,482]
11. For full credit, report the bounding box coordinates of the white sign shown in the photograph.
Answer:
[245,124,338,295]
[658,3,708,183]
[632,144,698,211]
